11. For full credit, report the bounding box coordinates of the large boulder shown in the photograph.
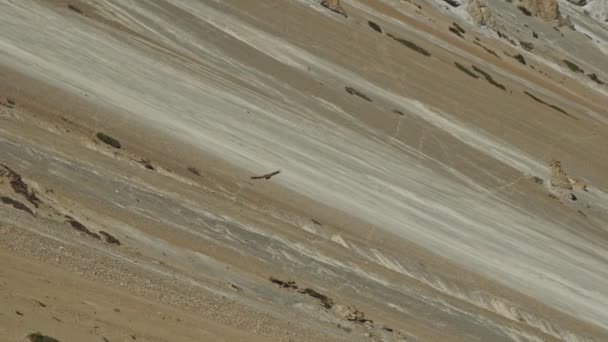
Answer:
[467,0,497,29]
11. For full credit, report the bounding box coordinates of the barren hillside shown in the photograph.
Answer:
[1,0,608,341]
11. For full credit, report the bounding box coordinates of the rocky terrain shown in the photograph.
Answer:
[1,0,608,341]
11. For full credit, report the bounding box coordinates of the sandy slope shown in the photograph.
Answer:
[1,0,608,341]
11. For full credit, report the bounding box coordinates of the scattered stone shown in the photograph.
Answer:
[16,310,24,316]
[332,304,366,322]
[568,193,578,201]
[96,132,122,149]
[321,0,347,18]
[393,109,405,116]
[518,0,560,21]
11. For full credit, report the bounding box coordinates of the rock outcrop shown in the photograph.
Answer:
[467,0,497,29]
[549,160,572,190]
[332,304,366,322]
[320,0,347,18]
[519,0,560,21]
[549,160,587,191]
[557,14,575,29]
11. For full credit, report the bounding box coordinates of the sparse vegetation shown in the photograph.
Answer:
[68,4,83,14]
[299,288,334,309]
[497,31,517,46]
[269,277,334,308]
[1,196,34,216]
[387,33,431,56]
[269,277,297,289]
[452,23,465,34]
[1,164,42,207]
[519,40,534,51]
[187,166,201,176]
[99,231,121,245]
[66,216,101,239]
[449,26,464,38]
[454,62,479,79]
[523,91,575,118]
[345,86,372,102]
[96,132,122,149]
[563,59,584,73]
[588,73,605,85]
[473,41,500,58]
[139,158,155,170]
[517,6,532,16]
[471,65,506,90]
[27,332,60,342]
[368,21,382,33]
